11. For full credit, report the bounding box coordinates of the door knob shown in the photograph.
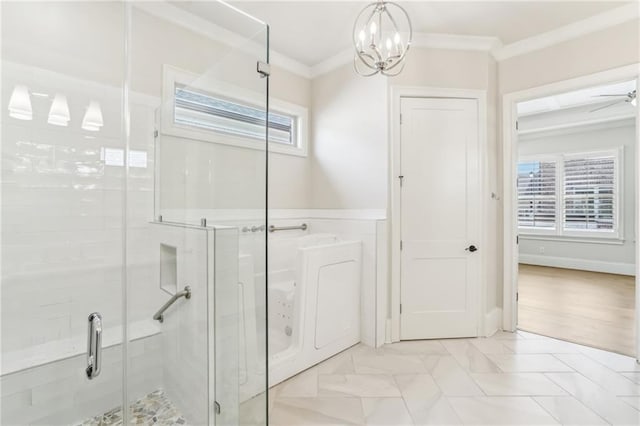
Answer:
[465,245,478,253]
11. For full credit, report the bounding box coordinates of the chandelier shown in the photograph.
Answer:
[353,1,413,77]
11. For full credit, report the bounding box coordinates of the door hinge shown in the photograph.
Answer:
[400,113,403,125]
[400,240,403,250]
[517,235,519,244]
[515,121,519,130]
[400,304,402,314]
[516,292,519,302]
[153,129,159,138]
[257,61,271,78]
[214,401,221,415]
[398,175,404,187]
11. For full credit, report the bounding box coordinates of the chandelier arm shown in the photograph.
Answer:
[357,51,379,70]
[383,55,404,72]
[354,56,381,77]
[370,43,383,63]
[381,60,405,77]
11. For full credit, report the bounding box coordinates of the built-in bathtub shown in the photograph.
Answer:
[266,233,362,386]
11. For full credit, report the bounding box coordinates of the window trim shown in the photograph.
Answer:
[517,147,623,240]
[161,65,308,157]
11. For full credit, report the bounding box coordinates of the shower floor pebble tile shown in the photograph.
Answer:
[79,389,187,426]
[269,332,640,425]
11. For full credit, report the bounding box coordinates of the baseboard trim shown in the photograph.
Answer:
[484,307,503,337]
[519,254,635,276]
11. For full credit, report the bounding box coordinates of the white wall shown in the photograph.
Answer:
[518,121,636,274]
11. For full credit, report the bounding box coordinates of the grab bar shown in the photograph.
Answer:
[86,312,102,379]
[269,223,308,233]
[153,286,191,323]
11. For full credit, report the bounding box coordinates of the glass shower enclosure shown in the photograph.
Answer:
[1,1,269,425]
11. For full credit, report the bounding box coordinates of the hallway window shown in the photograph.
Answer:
[518,149,621,239]
[517,160,557,230]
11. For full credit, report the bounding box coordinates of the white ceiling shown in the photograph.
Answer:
[207,1,631,66]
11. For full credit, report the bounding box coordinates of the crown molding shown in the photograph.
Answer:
[492,3,640,61]
[132,1,313,79]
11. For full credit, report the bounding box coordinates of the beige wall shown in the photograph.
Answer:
[310,64,388,209]
[499,19,640,95]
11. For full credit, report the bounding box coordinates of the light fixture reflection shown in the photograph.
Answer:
[48,94,70,126]
[8,85,33,120]
[82,101,104,131]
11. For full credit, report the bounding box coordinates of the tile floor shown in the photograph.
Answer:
[268,331,640,425]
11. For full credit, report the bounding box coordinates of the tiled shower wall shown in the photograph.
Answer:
[1,334,162,425]
[1,62,164,353]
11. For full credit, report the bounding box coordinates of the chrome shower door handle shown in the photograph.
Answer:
[86,312,103,379]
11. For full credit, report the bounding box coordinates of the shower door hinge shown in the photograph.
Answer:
[214,401,221,415]
[257,61,271,78]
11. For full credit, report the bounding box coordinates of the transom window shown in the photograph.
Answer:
[174,85,296,146]
[517,149,621,238]
[161,65,308,157]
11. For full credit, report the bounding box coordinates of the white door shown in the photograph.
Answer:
[400,97,481,340]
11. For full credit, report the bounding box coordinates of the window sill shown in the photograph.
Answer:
[519,234,625,245]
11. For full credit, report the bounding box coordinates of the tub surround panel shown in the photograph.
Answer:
[153,223,213,426]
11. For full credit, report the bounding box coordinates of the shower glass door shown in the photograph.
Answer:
[1,2,127,424]
[2,1,268,425]
[128,1,269,425]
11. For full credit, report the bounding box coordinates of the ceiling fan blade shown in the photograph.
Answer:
[590,100,624,113]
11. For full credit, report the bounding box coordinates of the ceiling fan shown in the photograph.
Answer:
[590,89,637,112]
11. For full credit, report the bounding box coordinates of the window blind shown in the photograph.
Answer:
[563,155,615,231]
[517,161,557,229]
[174,85,295,145]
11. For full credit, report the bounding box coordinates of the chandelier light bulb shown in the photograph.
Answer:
[352,1,412,77]
[48,94,70,127]
[8,85,33,120]
[370,21,377,35]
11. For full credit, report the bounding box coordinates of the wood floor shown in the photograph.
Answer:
[518,264,636,356]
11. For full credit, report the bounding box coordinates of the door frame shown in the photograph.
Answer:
[501,64,640,359]
[389,86,488,343]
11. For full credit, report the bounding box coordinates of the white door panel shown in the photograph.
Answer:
[400,97,480,340]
